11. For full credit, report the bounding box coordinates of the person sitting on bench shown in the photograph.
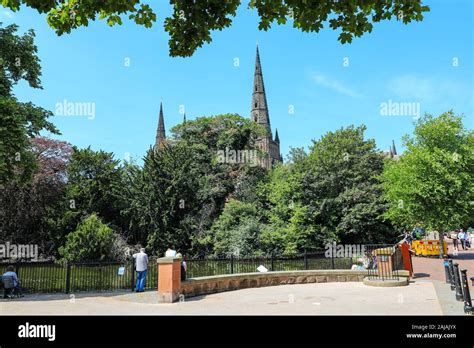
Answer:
[2,265,23,298]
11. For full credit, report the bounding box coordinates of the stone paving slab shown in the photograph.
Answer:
[430,280,465,315]
[0,281,444,315]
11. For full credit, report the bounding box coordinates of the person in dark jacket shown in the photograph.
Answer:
[176,253,187,281]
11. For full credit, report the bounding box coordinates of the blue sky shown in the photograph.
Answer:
[2,0,473,163]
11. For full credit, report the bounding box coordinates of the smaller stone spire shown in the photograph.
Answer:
[391,140,397,156]
[275,129,280,143]
[183,112,187,124]
[155,102,166,149]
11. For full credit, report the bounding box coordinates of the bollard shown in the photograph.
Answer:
[443,258,450,284]
[448,259,456,291]
[460,269,473,315]
[453,263,463,301]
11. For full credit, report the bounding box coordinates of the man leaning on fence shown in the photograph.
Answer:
[133,248,149,292]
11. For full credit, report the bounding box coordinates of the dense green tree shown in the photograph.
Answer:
[124,143,214,256]
[171,113,264,151]
[381,111,474,256]
[261,126,395,254]
[258,153,313,255]
[1,1,429,57]
[48,147,128,250]
[209,200,265,257]
[66,147,124,223]
[0,23,58,184]
[59,214,116,262]
[124,114,267,256]
[301,125,395,245]
[233,165,268,204]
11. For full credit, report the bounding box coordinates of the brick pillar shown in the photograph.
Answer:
[157,257,181,303]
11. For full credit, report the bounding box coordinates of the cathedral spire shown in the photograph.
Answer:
[251,45,271,136]
[391,139,397,156]
[250,45,281,169]
[155,102,166,149]
[183,112,187,124]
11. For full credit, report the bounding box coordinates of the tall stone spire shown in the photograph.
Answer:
[155,102,166,149]
[251,45,271,136]
[250,45,281,169]
[391,139,397,156]
[183,112,187,124]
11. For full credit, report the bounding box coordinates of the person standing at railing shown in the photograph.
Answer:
[133,248,148,293]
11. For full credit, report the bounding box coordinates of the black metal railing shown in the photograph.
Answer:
[366,244,402,281]
[185,250,353,278]
[0,258,159,294]
[0,247,390,294]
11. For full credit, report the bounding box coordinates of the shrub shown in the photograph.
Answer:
[59,214,116,262]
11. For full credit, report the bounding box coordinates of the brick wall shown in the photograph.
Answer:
[180,270,390,298]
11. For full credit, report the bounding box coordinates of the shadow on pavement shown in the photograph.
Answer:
[0,290,140,302]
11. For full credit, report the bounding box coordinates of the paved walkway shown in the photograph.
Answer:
[0,281,444,315]
[431,279,464,315]
[2,239,469,316]
[412,238,474,289]
[409,238,473,315]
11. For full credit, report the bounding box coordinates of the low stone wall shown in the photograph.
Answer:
[181,270,370,298]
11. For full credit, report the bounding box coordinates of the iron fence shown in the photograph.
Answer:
[0,258,159,294]
[0,247,382,294]
[185,251,353,278]
[365,244,403,281]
